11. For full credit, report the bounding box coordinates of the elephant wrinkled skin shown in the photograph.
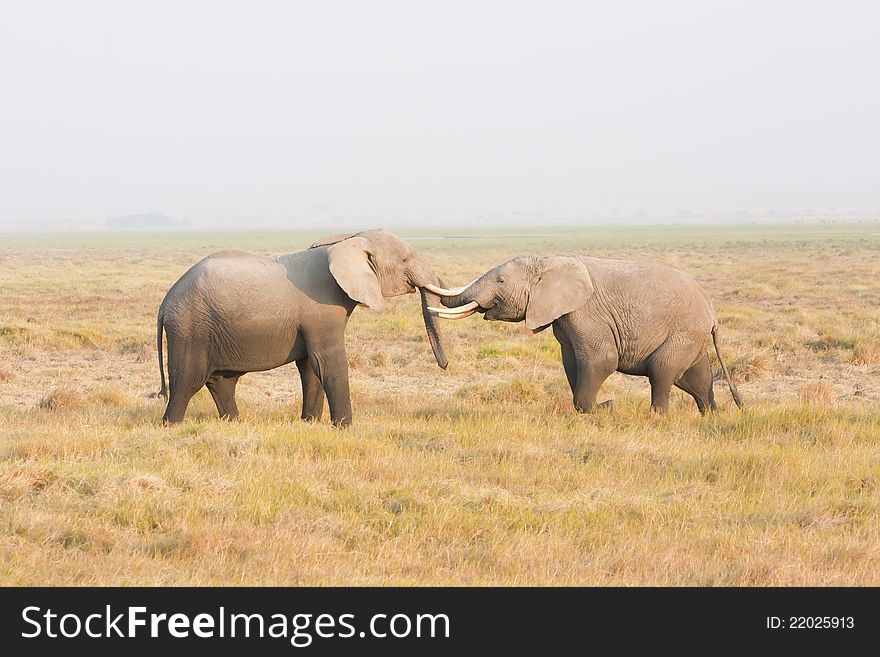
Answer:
[157,229,448,426]
[433,255,742,414]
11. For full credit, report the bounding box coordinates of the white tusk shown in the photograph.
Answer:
[423,283,467,296]
[427,301,479,315]
[423,278,480,297]
[433,309,477,320]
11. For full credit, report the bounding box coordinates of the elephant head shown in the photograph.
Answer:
[427,256,594,332]
[313,229,449,368]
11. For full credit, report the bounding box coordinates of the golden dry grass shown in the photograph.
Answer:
[1,223,879,585]
[798,382,836,405]
[38,386,84,412]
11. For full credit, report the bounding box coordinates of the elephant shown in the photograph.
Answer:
[156,229,449,426]
[428,255,742,414]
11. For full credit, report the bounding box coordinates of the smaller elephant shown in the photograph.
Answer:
[429,255,742,414]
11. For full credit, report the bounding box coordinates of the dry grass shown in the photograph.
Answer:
[853,340,880,366]
[38,386,84,411]
[727,349,775,382]
[1,223,879,585]
[798,382,836,405]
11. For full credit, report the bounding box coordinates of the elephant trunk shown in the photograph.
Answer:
[440,274,488,309]
[440,291,466,307]
[420,287,448,369]
[411,266,449,370]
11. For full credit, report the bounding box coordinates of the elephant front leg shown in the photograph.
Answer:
[296,358,325,421]
[558,334,578,392]
[310,346,353,427]
[571,350,617,413]
[556,324,616,413]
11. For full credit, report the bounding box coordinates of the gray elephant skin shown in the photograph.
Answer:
[157,229,448,426]
[432,255,742,414]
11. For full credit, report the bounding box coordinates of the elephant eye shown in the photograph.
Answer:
[497,277,505,284]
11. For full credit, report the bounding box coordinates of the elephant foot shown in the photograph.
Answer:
[573,399,616,414]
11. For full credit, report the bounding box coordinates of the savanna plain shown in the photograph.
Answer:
[1,223,878,585]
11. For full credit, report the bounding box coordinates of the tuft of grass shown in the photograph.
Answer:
[89,386,131,408]
[0,325,32,344]
[128,474,167,492]
[806,326,860,355]
[117,338,154,363]
[458,377,545,405]
[726,349,774,382]
[476,344,504,359]
[798,382,836,405]
[54,328,107,349]
[38,386,84,411]
[852,340,880,366]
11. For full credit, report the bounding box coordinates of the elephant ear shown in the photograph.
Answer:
[525,257,594,332]
[327,236,385,312]
[311,232,357,249]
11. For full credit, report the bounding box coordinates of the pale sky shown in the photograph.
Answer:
[1,1,878,229]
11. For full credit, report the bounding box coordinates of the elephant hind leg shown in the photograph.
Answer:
[674,351,716,414]
[647,347,679,414]
[648,373,674,414]
[649,340,704,414]
[206,373,242,420]
[163,381,202,424]
[296,357,325,421]
[162,339,208,425]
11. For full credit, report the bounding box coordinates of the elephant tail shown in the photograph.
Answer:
[712,325,743,409]
[157,309,168,400]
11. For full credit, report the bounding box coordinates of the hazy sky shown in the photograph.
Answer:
[1,0,878,228]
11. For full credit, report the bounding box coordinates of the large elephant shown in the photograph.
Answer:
[427,255,742,414]
[157,229,448,426]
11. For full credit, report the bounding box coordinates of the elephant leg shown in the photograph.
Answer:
[674,352,716,414]
[162,344,207,424]
[648,373,675,414]
[163,385,200,424]
[648,342,693,414]
[572,351,616,413]
[310,344,353,427]
[296,357,325,421]
[650,340,705,414]
[557,333,578,392]
[206,373,241,420]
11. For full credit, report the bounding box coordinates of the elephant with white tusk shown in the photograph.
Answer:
[156,229,449,426]
[430,255,742,414]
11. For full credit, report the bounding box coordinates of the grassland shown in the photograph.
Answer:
[1,222,879,585]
